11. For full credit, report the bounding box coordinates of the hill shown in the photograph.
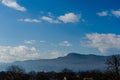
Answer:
[0,53,108,72]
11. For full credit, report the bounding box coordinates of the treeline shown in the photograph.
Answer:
[0,55,119,80]
[0,68,119,80]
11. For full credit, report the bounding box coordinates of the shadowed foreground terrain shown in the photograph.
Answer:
[0,67,119,80]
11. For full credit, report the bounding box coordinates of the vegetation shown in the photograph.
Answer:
[0,55,119,80]
[105,55,120,80]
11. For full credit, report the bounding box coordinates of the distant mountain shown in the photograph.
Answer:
[0,53,108,72]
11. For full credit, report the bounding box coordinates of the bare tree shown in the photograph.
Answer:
[106,55,120,80]
[6,65,26,80]
[7,65,25,74]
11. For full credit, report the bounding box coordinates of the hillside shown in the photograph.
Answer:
[0,53,108,72]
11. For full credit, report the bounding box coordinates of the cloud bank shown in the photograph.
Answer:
[0,45,41,63]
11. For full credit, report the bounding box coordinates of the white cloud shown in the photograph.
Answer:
[59,41,72,47]
[0,45,41,63]
[24,40,36,45]
[1,0,26,11]
[82,33,120,53]
[97,9,120,18]
[41,16,60,24]
[58,13,80,23]
[18,12,81,24]
[49,51,64,59]
[18,18,40,23]
[111,9,120,18]
[97,11,108,16]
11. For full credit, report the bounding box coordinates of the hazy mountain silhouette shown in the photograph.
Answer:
[0,53,108,72]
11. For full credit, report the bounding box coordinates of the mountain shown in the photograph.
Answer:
[0,53,108,72]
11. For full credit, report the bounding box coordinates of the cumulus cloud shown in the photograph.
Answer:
[82,33,120,53]
[0,45,41,63]
[18,18,40,23]
[1,0,26,11]
[97,11,108,16]
[41,16,60,24]
[59,41,72,47]
[24,40,36,45]
[41,13,80,24]
[58,13,80,23]
[111,9,120,18]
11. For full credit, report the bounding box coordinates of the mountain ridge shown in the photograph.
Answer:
[0,53,109,72]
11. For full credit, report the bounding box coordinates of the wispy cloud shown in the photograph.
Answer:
[40,40,46,43]
[18,18,40,23]
[49,51,64,59]
[97,11,108,16]
[41,16,60,24]
[24,40,36,45]
[58,13,80,23]
[81,33,120,53]
[1,0,26,11]
[18,12,81,24]
[59,41,72,47]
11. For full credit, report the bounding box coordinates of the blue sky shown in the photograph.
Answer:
[0,0,120,63]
